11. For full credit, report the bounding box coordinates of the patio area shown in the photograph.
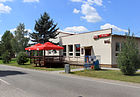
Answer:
[31,55,65,68]
[25,42,65,68]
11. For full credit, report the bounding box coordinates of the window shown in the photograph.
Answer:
[75,44,80,56]
[81,48,84,55]
[115,42,121,56]
[115,42,121,51]
[48,50,51,54]
[68,45,73,56]
[63,45,66,56]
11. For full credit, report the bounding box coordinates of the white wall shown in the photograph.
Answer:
[61,29,112,65]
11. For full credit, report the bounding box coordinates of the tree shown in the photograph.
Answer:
[17,52,29,65]
[2,51,11,63]
[12,23,30,54]
[30,12,59,44]
[1,30,14,57]
[117,30,140,75]
[0,41,3,58]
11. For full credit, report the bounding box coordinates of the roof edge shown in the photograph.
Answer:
[60,28,112,38]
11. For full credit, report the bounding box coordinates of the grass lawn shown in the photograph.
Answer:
[71,69,140,83]
[0,58,64,71]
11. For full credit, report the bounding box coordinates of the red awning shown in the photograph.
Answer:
[44,42,64,50]
[25,42,64,51]
[25,43,43,51]
[36,42,64,50]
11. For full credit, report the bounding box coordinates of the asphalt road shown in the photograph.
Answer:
[0,64,140,97]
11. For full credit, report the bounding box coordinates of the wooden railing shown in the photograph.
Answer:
[30,56,65,67]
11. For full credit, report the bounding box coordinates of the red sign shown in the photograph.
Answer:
[94,33,111,39]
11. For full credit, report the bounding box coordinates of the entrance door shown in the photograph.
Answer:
[85,48,91,56]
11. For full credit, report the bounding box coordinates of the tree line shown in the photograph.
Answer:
[0,23,30,58]
[0,12,59,63]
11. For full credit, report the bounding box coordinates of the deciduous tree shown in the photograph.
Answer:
[117,30,140,75]
[1,30,14,57]
[12,23,30,54]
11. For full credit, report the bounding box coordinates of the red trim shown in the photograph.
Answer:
[94,33,111,39]
[94,35,99,39]
[99,33,111,38]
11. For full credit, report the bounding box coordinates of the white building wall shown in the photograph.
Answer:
[61,29,112,65]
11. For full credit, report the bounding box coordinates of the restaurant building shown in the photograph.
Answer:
[47,28,140,68]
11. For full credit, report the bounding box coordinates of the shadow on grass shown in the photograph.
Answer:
[82,69,108,71]
[124,73,140,76]
[0,70,27,77]
[18,64,31,65]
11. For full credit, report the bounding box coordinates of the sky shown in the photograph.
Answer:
[0,0,140,38]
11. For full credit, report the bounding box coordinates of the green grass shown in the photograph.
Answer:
[0,58,64,71]
[71,69,140,83]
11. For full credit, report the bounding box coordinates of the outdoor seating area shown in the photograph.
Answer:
[31,56,65,68]
[25,42,65,68]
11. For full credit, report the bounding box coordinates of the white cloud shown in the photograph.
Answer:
[26,29,32,33]
[10,28,16,32]
[100,23,128,32]
[93,0,103,6]
[87,0,103,6]
[0,3,11,14]
[71,0,83,2]
[71,0,102,23]
[81,3,102,23]
[10,28,32,33]
[73,8,80,14]
[23,0,39,3]
[63,26,88,33]
[0,0,13,2]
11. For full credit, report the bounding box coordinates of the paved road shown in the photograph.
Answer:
[0,64,140,97]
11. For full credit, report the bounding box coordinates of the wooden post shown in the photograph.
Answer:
[44,50,46,66]
[30,50,31,64]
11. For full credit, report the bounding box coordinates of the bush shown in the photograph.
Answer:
[117,32,140,75]
[17,52,29,65]
[2,51,11,64]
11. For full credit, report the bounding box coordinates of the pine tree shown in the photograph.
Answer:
[117,30,140,75]
[30,12,59,44]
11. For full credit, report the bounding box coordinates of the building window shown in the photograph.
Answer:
[68,45,73,56]
[63,45,66,56]
[75,44,80,56]
[81,48,84,55]
[48,50,51,54]
[115,42,121,56]
[115,42,121,51]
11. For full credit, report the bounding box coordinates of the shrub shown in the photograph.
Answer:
[2,51,11,64]
[17,52,29,65]
[117,32,140,75]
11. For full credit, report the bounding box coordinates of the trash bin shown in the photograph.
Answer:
[65,64,70,73]
[93,60,100,70]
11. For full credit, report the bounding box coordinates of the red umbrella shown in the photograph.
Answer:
[25,42,64,66]
[25,42,64,51]
[44,42,64,50]
[25,43,43,51]
[35,42,64,50]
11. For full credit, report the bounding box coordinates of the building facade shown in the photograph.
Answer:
[47,28,140,67]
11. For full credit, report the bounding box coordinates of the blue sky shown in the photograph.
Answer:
[0,0,140,38]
